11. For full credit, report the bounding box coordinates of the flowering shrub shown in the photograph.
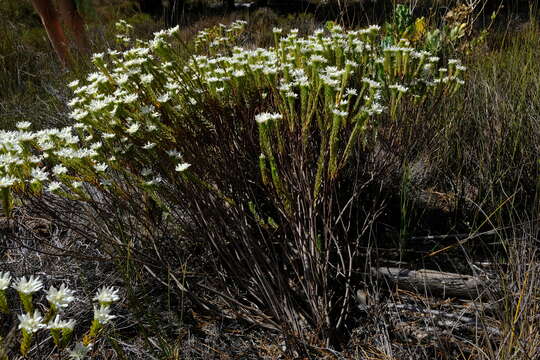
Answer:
[0,272,119,358]
[0,20,464,205]
[0,20,464,345]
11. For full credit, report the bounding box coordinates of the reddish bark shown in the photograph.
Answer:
[31,0,89,68]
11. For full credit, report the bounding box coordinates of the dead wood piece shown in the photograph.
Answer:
[373,267,499,300]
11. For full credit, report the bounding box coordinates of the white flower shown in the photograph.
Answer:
[68,342,93,360]
[31,168,49,183]
[0,272,11,290]
[145,176,162,186]
[345,88,358,96]
[126,123,140,134]
[175,163,191,172]
[93,305,116,324]
[12,275,43,295]
[157,93,170,103]
[142,142,156,150]
[0,175,17,188]
[140,73,154,84]
[362,78,381,89]
[332,109,348,117]
[232,70,245,77]
[46,284,76,310]
[389,84,409,93]
[103,133,116,139]
[47,181,62,192]
[68,80,80,88]
[122,93,138,103]
[16,121,32,130]
[94,163,108,172]
[141,168,152,177]
[309,54,327,64]
[255,112,282,124]
[70,109,89,121]
[92,52,105,61]
[47,315,76,330]
[52,164,68,176]
[166,150,182,158]
[93,286,120,305]
[17,310,45,333]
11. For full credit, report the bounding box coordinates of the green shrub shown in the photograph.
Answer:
[0,19,463,346]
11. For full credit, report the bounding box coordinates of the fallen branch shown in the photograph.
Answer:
[372,267,499,300]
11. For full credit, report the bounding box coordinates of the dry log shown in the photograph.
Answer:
[372,267,499,300]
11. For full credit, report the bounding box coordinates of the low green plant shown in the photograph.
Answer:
[0,272,119,358]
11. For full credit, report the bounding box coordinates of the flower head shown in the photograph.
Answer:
[47,181,62,192]
[0,175,17,188]
[46,284,76,310]
[68,342,93,360]
[93,286,120,306]
[0,272,11,290]
[93,304,116,324]
[31,167,49,182]
[16,121,32,130]
[255,112,282,124]
[175,163,191,172]
[47,314,76,330]
[13,275,43,295]
[18,310,45,333]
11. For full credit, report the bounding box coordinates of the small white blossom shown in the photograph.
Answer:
[18,310,45,333]
[68,342,93,360]
[31,168,49,182]
[47,315,76,330]
[126,123,140,134]
[52,164,68,176]
[16,121,32,130]
[142,142,156,150]
[93,305,116,324]
[157,93,170,103]
[0,175,17,188]
[94,163,108,172]
[140,73,154,84]
[122,93,138,103]
[93,286,120,305]
[68,80,80,88]
[46,284,76,310]
[175,163,191,172]
[47,181,62,192]
[255,112,282,124]
[0,272,11,290]
[166,150,182,158]
[389,84,409,93]
[12,275,43,295]
[332,109,348,117]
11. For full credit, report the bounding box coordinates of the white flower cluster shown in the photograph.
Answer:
[9,276,77,333]
[0,273,119,359]
[0,21,463,225]
[0,124,113,204]
[186,22,464,125]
